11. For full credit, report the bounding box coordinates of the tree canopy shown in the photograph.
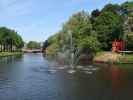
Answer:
[94,11,123,50]
[46,1,133,56]
[0,27,24,52]
[27,41,41,49]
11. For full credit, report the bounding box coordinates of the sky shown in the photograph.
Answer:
[0,0,131,42]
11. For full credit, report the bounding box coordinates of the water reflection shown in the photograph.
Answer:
[0,54,132,100]
[97,63,133,100]
[110,65,126,94]
[0,55,23,64]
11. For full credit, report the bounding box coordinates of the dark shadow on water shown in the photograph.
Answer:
[0,54,23,64]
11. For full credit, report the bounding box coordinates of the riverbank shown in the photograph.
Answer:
[0,52,23,57]
[94,52,133,64]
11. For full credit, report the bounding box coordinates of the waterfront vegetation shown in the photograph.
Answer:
[94,52,133,63]
[0,2,133,63]
[0,1,133,100]
[0,27,24,57]
[45,1,133,63]
[27,41,41,49]
[0,52,23,57]
[119,54,133,63]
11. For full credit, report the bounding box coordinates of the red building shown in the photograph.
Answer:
[112,40,125,52]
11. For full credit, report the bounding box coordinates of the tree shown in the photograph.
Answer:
[121,1,133,11]
[46,1,133,57]
[126,33,133,50]
[78,36,100,54]
[91,9,100,24]
[61,11,95,50]
[94,11,123,50]
[47,11,100,56]
[0,27,24,52]
[27,41,41,49]
[102,4,121,14]
[91,9,100,18]
[121,1,133,50]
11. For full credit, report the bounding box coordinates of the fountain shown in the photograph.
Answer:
[46,30,99,75]
[67,31,83,74]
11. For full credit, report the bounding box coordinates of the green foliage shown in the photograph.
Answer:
[46,43,60,57]
[121,1,133,17]
[46,1,133,57]
[0,27,24,52]
[63,11,92,39]
[91,9,100,24]
[127,33,133,50]
[121,1,133,10]
[61,11,96,51]
[119,54,133,63]
[121,1,133,50]
[94,11,123,50]
[47,33,59,45]
[47,11,100,56]
[0,52,22,57]
[78,36,101,54]
[27,41,41,49]
[102,4,121,14]
[91,9,100,18]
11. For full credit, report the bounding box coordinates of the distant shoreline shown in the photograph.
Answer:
[0,52,23,57]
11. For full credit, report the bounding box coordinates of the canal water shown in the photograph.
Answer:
[0,54,132,100]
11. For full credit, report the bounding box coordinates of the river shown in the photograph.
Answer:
[0,53,132,100]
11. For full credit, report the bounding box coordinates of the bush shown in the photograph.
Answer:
[78,36,101,54]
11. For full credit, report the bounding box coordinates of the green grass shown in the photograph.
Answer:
[94,51,133,63]
[119,54,133,63]
[0,52,23,57]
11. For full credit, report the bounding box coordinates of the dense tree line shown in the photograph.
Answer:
[0,27,24,52]
[27,41,41,49]
[46,1,133,56]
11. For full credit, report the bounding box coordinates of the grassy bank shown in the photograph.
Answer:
[0,52,23,57]
[119,54,133,63]
[94,52,133,64]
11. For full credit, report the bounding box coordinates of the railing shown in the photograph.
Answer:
[22,49,42,53]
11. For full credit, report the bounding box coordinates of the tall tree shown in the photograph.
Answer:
[0,27,24,52]
[94,10,123,50]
